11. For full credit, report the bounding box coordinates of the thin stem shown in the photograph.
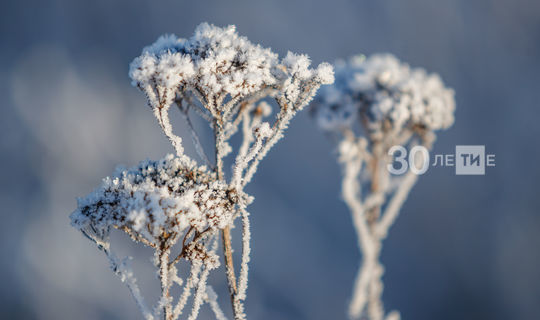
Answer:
[222,227,239,313]
[172,262,202,318]
[376,140,425,239]
[154,106,184,156]
[169,227,215,267]
[106,249,154,320]
[117,226,156,249]
[367,142,383,229]
[182,107,214,169]
[241,103,291,187]
[376,170,417,239]
[342,151,375,319]
[365,142,387,320]
[214,120,226,180]
[213,117,242,319]
[158,249,172,320]
[187,266,211,320]
[236,207,251,301]
[206,286,229,320]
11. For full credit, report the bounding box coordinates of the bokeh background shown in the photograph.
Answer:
[1,0,539,319]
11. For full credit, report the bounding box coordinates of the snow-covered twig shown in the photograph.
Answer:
[205,286,228,320]
[237,207,251,301]
[79,229,154,320]
[107,252,154,320]
[173,262,202,319]
[187,266,210,320]
[177,103,214,169]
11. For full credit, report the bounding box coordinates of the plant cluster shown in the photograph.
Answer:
[71,22,334,320]
[71,24,455,320]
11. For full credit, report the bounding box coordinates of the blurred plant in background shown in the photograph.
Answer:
[71,23,333,320]
[311,54,455,320]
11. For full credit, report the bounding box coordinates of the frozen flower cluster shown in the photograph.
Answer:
[70,154,236,248]
[129,23,333,110]
[129,23,333,161]
[313,54,455,138]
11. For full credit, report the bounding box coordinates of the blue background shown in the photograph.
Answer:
[1,0,539,319]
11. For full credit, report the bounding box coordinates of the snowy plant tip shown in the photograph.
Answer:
[313,53,455,134]
[70,154,239,247]
[129,22,334,110]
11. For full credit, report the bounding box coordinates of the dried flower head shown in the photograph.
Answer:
[128,23,333,158]
[70,154,236,248]
[313,54,455,140]
[130,25,276,104]
[129,23,333,109]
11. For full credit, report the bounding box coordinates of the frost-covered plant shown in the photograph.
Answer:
[71,22,333,320]
[311,54,455,320]
[71,155,229,320]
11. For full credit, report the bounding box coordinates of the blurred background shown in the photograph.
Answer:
[1,0,539,319]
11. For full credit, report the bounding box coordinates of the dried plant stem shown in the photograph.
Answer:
[100,246,152,320]
[182,107,214,169]
[206,286,228,320]
[173,262,202,318]
[159,249,173,320]
[366,148,385,320]
[343,147,383,320]
[346,139,430,320]
[214,122,242,320]
[343,152,373,319]
[376,170,418,239]
[222,226,238,293]
[367,144,382,227]
[343,139,390,320]
[188,266,211,320]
